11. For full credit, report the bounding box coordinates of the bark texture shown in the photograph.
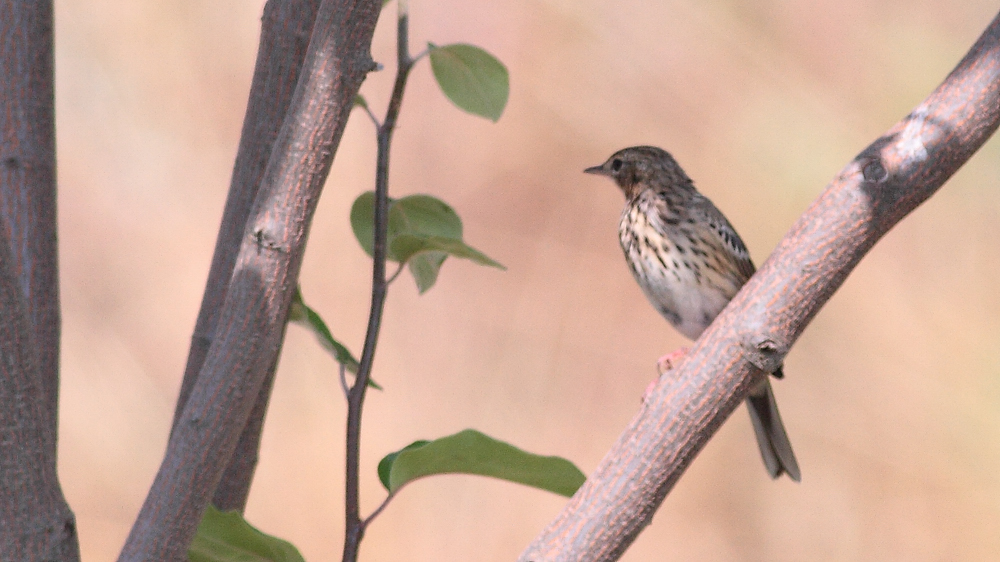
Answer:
[118,0,381,559]
[0,1,78,560]
[170,0,323,514]
[520,10,1000,561]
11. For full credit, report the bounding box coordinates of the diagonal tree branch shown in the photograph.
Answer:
[118,0,381,559]
[170,0,323,514]
[520,9,1000,561]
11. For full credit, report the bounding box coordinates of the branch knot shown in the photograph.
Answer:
[356,52,379,74]
[862,158,888,183]
[741,335,789,374]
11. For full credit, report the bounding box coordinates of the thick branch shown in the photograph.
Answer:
[209,350,281,511]
[170,0,323,513]
[0,226,77,562]
[0,0,61,458]
[0,1,78,559]
[118,0,381,559]
[520,10,1000,561]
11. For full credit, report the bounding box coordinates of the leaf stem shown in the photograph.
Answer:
[386,262,405,285]
[361,492,396,528]
[360,103,381,129]
[338,362,349,401]
[411,47,430,63]
[342,4,418,561]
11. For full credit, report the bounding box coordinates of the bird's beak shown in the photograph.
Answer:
[583,164,606,175]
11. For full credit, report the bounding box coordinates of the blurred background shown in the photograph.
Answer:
[54,0,1000,560]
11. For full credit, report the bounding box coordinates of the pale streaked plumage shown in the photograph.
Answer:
[586,145,800,482]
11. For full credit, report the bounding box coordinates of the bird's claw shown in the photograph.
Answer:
[656,347,690,375]
[642,347,690,403]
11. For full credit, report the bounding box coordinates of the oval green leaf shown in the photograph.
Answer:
[378,429,586,497]
[391,194,463,239]
[351,191,410,260]
[351,191,503,292]
[189,506,305,562]
[391,197,499,292]
[351,192,461,262]
[428,43,509,122]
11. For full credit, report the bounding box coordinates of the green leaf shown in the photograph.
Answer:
[392,233,504,294]
[189,506,305,562]
[390,194,463,241]
[378,429,586,497]
[353,192,438,261]
[391,234,505,269]
[377,440,430,490]
[289,288,381,390]
[428,43,509,122]
[407,251,448,294]
[353,94,368,110]
[289,290,360,373]
[350,191,378,257]
[350,192,503,292]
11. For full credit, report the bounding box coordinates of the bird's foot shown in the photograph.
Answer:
[656,347,690,375]
[642,347,690,403]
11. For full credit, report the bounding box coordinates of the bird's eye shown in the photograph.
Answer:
[611,158,623,172]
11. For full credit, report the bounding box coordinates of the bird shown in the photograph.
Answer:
[585,145,800,482]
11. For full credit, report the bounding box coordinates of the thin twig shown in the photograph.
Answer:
[342,1,418,560]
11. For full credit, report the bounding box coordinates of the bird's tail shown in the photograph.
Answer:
[746,378,801,482]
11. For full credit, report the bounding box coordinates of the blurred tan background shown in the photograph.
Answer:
[54,0,1000,560]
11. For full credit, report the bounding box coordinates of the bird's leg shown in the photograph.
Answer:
[642,347,690,403]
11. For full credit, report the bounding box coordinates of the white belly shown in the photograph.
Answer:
[619,207,734,340]
[628,252,731,340]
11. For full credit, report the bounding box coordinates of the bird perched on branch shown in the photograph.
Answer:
[585,145,800,482]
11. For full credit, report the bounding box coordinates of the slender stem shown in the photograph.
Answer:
[342,4,417,561]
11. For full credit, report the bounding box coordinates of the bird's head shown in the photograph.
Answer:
[584,146,691,200]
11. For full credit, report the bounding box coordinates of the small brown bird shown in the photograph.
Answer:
[585,145,800,482]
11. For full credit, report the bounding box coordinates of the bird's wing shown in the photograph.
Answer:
[690,194,757,284]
